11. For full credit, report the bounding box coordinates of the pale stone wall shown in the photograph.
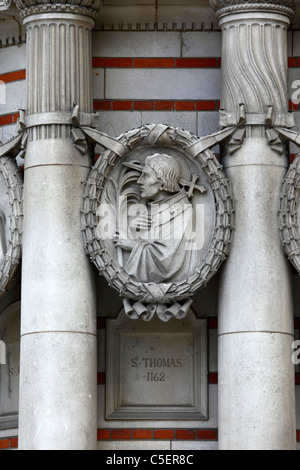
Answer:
[0,0,300,450]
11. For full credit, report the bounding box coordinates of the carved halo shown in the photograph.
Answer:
[82,124,234,321]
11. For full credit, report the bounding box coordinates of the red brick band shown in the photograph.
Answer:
[0,437,18,449]
[93,99,220,111]
[97,428,218,441]
[0,70,26,83]
[1,57,300,86]
[3,430,300,448]
[0,113,19,126]
[92,57,221,68]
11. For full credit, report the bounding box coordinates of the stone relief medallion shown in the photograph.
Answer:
[279,154,300,272]
[82,124,233,321]
[0,156,23,297]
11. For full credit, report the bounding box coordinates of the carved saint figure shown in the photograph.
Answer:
[115,153,198,283]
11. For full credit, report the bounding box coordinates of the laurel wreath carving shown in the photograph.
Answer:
[81,124,234,307]
[0,156,23,297]
[279,154,300,272]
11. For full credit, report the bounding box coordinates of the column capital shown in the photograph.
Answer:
[210,0,299,19]
[15,0,103,19]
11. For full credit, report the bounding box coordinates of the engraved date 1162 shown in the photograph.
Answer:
[130,356,183,382]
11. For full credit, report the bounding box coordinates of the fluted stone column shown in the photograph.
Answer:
[210,0,298,450]
[16,0,102,450]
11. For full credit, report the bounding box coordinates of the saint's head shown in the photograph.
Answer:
[137,153,181,201]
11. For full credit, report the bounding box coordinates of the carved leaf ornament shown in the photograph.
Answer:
[278,127,300,272]
[81,123,234,321]
[279,156,300,272]
[0,134,24,297]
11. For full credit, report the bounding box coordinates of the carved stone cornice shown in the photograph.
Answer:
[210,0,299,18]
[15,0,103,19]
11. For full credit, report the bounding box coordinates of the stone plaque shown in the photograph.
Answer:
[106,309,207,420]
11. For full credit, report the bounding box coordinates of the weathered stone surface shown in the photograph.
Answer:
[0,153,23,297]
[106,309,207,420]
[82,123,234,321]
[214,0,297,450]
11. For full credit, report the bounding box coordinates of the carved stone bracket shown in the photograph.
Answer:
[81,123,234,322]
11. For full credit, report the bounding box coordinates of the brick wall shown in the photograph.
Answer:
[1,315,300,450]
[2,27,300,159]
